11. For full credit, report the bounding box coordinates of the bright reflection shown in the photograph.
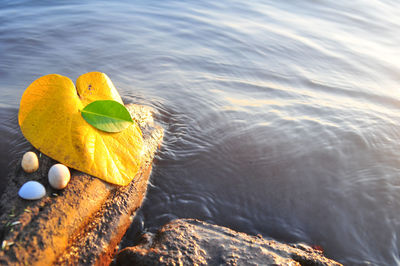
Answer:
[225,96,285,108]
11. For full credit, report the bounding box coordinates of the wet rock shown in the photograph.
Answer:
[115,219,342,266]
[0,104,163,266]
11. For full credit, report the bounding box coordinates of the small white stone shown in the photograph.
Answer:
[48,164,70,190]
[21,151,39,173]
[18,181,46,200]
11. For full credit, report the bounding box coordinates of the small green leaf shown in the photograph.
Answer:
[81,100,133,133]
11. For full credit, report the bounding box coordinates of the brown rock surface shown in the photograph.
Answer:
[115,219,342,266]
[0,104,163,266]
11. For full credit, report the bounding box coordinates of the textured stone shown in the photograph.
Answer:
[115,219,342,266]
[0,104,163,266]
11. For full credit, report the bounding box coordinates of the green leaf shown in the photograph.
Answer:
[81,100,133,133]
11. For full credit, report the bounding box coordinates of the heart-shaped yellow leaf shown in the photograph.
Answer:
[18,72,144,186]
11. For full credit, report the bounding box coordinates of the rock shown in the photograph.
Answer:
[18,181,46,200]
[0,104,163,265]
[115,219,342,266]
[48,164,70,190]
[21,151,39,173]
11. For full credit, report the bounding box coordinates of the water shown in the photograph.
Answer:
[1,0,400,264]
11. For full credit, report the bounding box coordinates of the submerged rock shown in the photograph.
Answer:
[115,219,342,266]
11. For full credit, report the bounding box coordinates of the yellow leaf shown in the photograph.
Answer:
[18,72,144,186]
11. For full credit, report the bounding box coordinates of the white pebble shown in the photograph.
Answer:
[21,151,39,173]
[18,181,46,200]
[48,164,70,190]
